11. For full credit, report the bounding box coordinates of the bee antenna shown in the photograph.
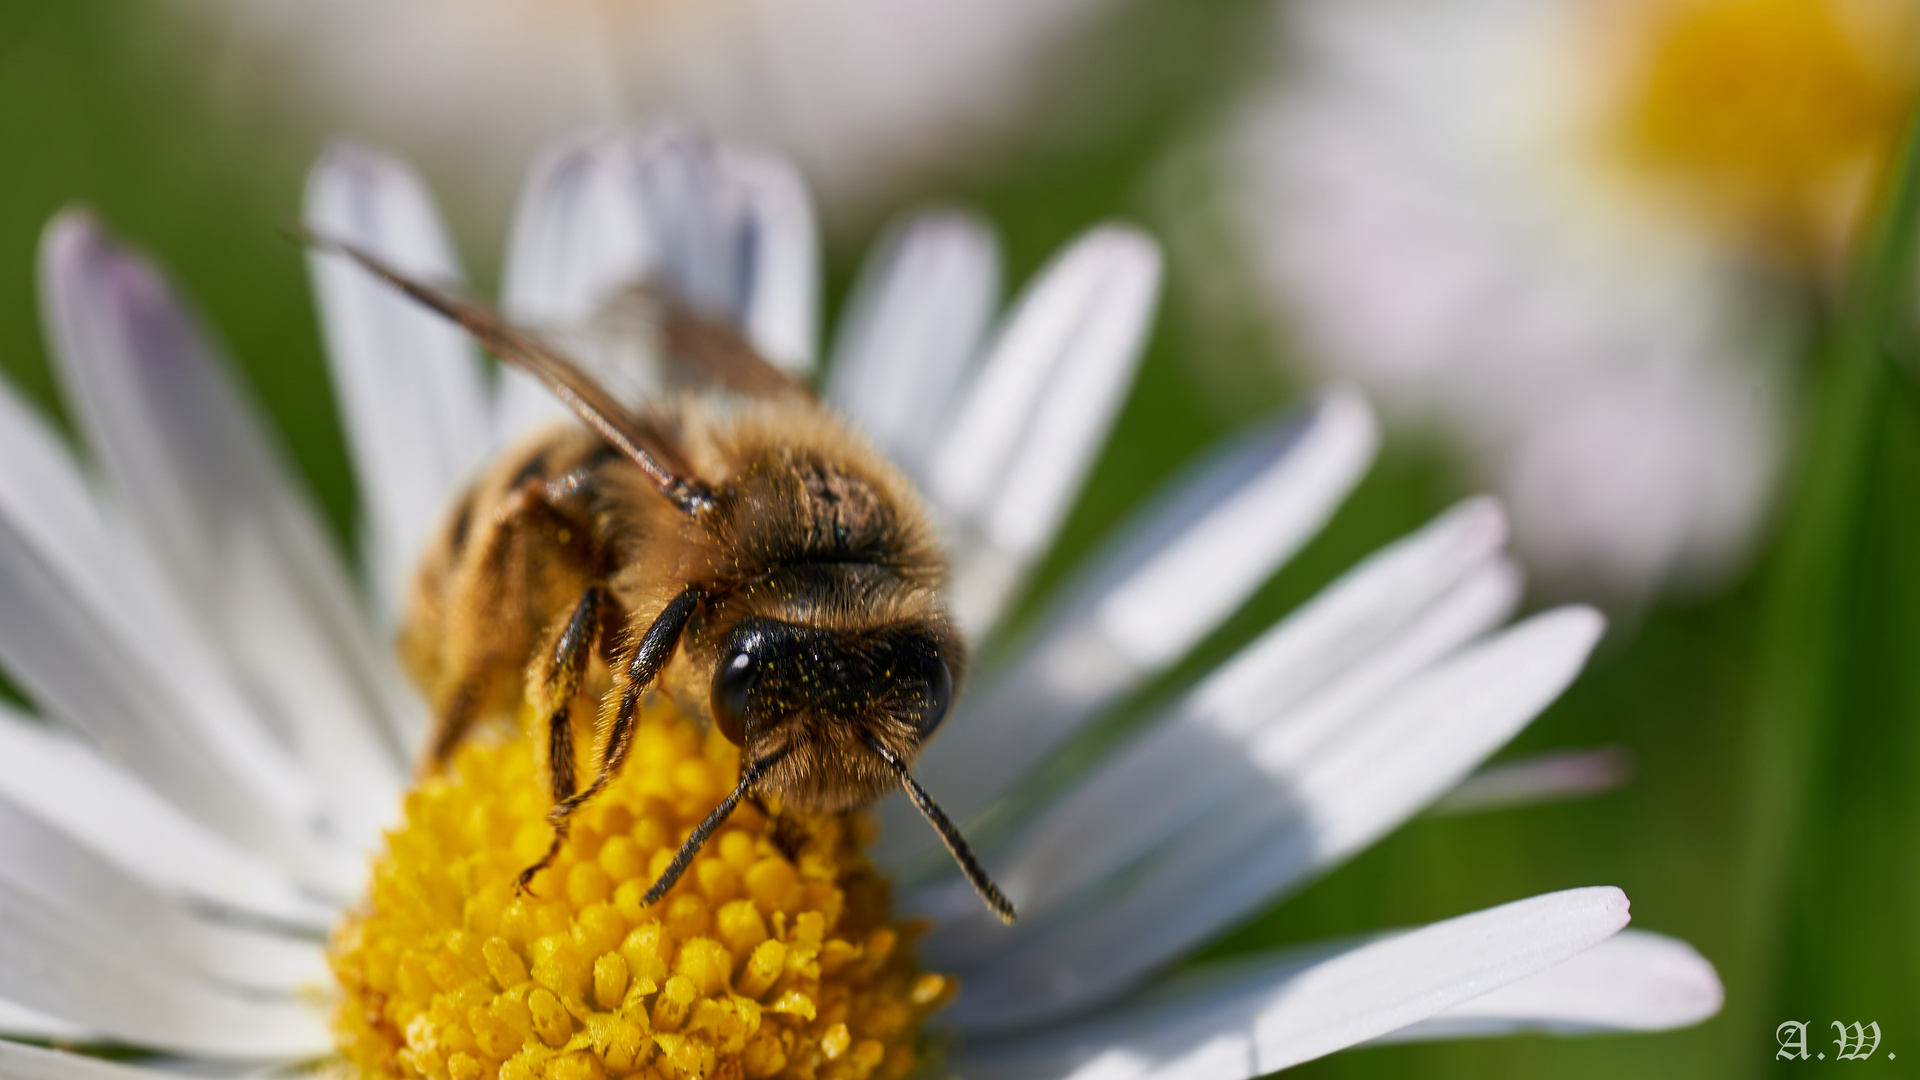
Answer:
[643,745,794,906]
[294,225,717,516]
[862,735,1017,925]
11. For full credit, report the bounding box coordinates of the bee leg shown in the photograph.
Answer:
[422,481,584,775]
[569,585,703,808]
[515,585,607,893]
[518,585,701,890]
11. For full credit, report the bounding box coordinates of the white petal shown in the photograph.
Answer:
[0,366,118,592]
[499,129,662,430]
[0,384,350,895]
[0,999,87,1041]
[504,131,658,330]
[718,144,820,375]
[0,376,245,756]
[928,225,1162,637]
[0,875,331,1059]
[1091,391,1378,670]
[953,887,1633,1075]
[942,607,1605,1028]
[826,210,1000,473]
[631,128,819,369]
[495,128,822,439]
[915,550,1518,955]
[492,376,579,458]
[0,1039,170,1080]
[41,211,409,844]
[0,795,327,994]
[1374,930,1722,1041]
[304,143,496,623]
[0,489,354,895]
[0,706,333,928]
[1431,746,1633,815]
[878,396,1376,867]
[632,125,749,321]
[1143,498,1509,746]
[0,321,318,836]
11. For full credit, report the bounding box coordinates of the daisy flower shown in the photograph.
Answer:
[0,127,1718,1080]
[197,0,1115,212]
[1220,0,1919,598]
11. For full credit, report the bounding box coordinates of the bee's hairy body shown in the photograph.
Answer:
[318,233,1013,921]
[405,398,964,810]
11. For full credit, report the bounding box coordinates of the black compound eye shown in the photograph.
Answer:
[711,618,816,746]
[711,618,957,747]
[711,643,759,747]
[916,655,954,739]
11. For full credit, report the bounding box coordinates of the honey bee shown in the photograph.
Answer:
[315,236,1015,924]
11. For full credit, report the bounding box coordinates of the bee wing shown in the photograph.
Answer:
[593,283,812,402]
[304,231,716,514]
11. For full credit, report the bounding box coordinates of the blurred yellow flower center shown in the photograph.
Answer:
[329,710,952,1080]
[1612,0,1918,256]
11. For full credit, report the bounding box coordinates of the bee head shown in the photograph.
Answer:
[705,613,960,813]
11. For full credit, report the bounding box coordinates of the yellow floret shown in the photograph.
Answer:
[330,707,954,1080]
[1611,0,1917,257]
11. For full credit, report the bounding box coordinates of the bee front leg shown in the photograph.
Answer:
[566,585,703,814]
[517,585,701,892]
[516,584,607,893]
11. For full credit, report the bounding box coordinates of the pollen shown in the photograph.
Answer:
[329,709,954,1080]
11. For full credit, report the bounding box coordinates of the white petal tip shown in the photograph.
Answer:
[1592,885,1631,926]
[41,205,99,255]
[522,127,631,186]
[1315,383,1379,443]
[1572,931,1727,1030]
[1447,494,1509,549]
[1380,930,1723,1043]
[1084,223,1165,283]
[306,143,407,214]
[312,138,389,174]
[302,146,449,262]
[1625,937,1725,1029]
[39,207,119,294]
[1536,604,1608,659]
[915,205,997,237]
[38,211,175,357]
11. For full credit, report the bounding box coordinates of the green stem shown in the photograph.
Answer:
[1744,102,1920,1075]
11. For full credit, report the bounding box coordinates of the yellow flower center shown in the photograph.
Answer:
[329,709,952,1080]
[1608,0,1918,258]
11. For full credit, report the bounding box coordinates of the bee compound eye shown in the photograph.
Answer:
[710,647,755,747]
[916,654,954,740]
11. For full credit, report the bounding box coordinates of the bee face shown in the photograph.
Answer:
[707,614,957,812]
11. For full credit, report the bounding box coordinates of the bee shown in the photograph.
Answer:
[315,236,1015,924]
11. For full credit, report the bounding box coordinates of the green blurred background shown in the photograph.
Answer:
[1,0,1914,1076]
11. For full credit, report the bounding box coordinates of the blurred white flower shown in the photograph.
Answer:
[200,0,1114,212]
[0,128,1718,1078]
[1220,0,1918,598]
